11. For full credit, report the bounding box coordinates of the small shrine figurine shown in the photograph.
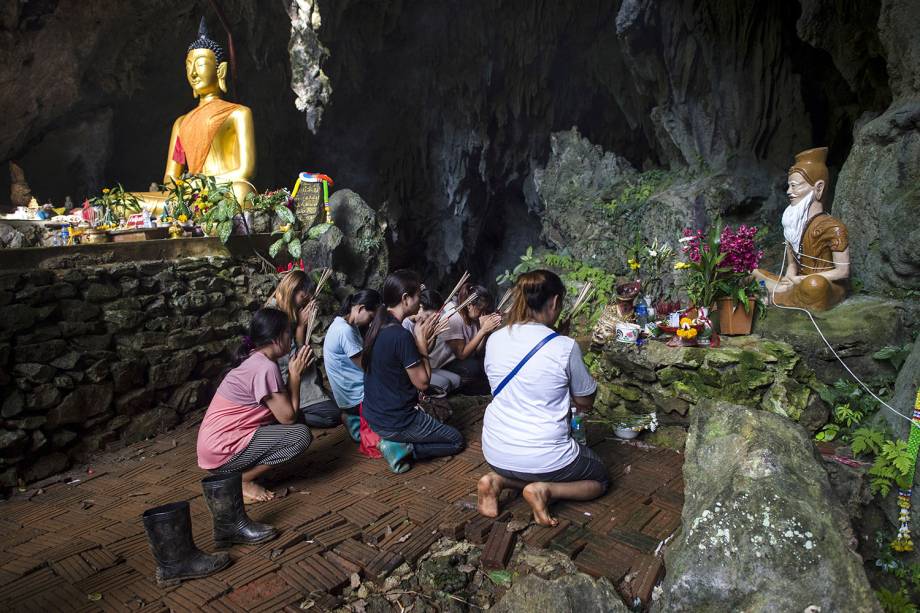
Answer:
[753,147,849,311]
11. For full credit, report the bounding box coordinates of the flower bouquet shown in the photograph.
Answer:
[675,221,765,335]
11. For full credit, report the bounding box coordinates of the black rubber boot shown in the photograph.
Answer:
[202,473,278,548]
[142,501,231,586]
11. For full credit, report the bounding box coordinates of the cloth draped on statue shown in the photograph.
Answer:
[172,99,241,174]
[792,212,849,274]
[760,211,849,310]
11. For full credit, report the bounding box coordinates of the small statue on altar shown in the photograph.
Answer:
[135,18,256,209]
[753,147,849,311]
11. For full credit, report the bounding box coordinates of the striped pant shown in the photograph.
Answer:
[213,424,312,473]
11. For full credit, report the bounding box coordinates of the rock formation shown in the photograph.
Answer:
[659,401,880,612]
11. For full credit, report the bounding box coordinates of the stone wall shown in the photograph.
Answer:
[590,335,830,433]
[0,256,278,487]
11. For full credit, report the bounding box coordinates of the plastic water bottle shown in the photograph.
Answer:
[571,409,587,446]
[635,302,648,327]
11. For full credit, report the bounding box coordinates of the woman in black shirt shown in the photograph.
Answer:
[362,270,465,462]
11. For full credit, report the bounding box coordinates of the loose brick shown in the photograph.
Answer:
[480,523,516,570]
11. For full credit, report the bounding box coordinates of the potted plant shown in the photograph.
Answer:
[712,224,764,335]
[676,222,764,335]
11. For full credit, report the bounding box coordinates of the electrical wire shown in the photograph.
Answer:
[768,241,917,430]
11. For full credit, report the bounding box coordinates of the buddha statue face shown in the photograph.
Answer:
[185,49,228,98]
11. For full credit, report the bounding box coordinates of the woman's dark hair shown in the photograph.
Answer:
[225,308,290,378]
[362,270,422,371]
[419,289,443,311]
[505,270,566,328]
[338,288,382,317]
[457,283,494,321]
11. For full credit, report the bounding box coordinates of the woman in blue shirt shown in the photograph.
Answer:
[362,270,465,463]
[322,289,381,441]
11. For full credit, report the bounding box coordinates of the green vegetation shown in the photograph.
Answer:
[496,247,617,335]
[875,344,914,371]
[813,378,913,497]
[599,169,678,218]
[875,532,920,611]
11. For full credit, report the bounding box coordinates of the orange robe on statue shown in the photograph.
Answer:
[172,99,242,174]
[760,212,849,311]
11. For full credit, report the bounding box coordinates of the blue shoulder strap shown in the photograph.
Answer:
[492,332,560,398]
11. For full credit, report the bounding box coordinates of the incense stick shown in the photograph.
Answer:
[314,267,333,296]
[438,271,470,315]
[304,302,319,343]
[496,288,513,313]
[439,292,479,324]
[569,282,595,318]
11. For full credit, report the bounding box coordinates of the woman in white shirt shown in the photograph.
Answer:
[478,270,608,527]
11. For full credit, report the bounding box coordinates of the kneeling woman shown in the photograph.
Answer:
[197,308,314,503]
[362,270,465,462]
[478,270,608,526]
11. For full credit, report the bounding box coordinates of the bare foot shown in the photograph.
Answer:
[523,483,558,527]
[477,473,502,518]
[242,481,275,504]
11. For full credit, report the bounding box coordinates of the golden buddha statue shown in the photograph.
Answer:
[136,19,256,210]
[753,147,850,311]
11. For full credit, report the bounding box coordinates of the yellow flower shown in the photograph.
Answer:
[679,317,693,328]
[102,188,110,194]
[178,214,188,222]
[628,258,640,270]
[279,224,291,233]
[674,261,691,270]
[677,327,698,340]
[200,189,209,197]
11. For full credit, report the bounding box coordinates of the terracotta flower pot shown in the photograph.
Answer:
[716,297,754,335]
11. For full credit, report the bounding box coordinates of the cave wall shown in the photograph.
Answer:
[1,0,913,291]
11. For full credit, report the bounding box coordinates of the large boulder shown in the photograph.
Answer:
[757,295,916,383]
[492,573,628,613]
[658,401,879,612]
[531,129,780,274]
[328,189,389,289]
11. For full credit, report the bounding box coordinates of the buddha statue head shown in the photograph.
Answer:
[186,18,229,99]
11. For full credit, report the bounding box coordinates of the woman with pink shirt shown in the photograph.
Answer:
[197,308,314,503]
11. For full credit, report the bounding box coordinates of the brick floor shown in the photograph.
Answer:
[0,401,683,611]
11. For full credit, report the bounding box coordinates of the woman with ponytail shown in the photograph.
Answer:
[266,270,341,428]
[362,270,465,463]
[322,289,381,441]
[197,308,314,503]
[477,270,608,527]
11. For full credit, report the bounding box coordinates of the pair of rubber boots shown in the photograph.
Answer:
[141,473,278,586]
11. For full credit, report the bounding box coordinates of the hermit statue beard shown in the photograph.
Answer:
[782,189,814,255]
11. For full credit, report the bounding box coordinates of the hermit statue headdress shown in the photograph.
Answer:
[188,17,227,63]
[789,147,829,187]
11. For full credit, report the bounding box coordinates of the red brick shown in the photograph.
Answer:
[480,523,516,570]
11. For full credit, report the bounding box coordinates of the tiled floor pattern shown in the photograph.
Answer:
[0,402,683,611]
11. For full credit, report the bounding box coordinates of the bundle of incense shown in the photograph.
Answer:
[314,267,333,296]
[496,288,514,313]
[438,271,470,315]
[568,281,595,318]
[304,303,319,343]
[439,292,479,324]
